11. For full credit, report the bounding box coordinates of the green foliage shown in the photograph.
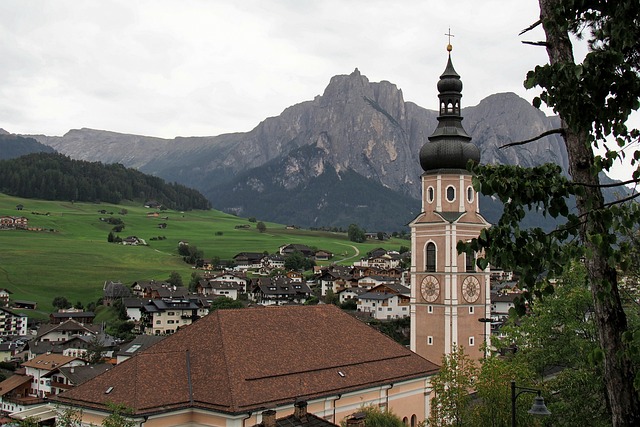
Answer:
[348,223,366,243]
[105,318,135,341]
[85,335,107,365]
[52,296,71,310]
[0,194,408,314]
[55,406,83,427]
[428,346,477,427]
[167,271,183,288]
[284,250,315,271]
[18,416,40,427]
[324,289,339,305]
[210,296,244,310]
[343,406,405,427]
[256,221,266,233]
[188,271,202,292]
[340,298,357,311]
[101,403,136,427]
[0,152,210,210]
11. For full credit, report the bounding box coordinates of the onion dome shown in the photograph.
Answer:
[419,46,480,172]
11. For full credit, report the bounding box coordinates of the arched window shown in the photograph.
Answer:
[403,417,409,425]
[446,186,455,202]
[426,242,436,272]
[467,186,474,203]
[466,250,475,272]
[427,186,435,203]
[411,414,417,427]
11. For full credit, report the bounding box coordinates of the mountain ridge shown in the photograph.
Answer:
[14,69,573,230]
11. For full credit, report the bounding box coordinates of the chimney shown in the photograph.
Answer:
[262,410,277,427]
[294,401,308,420]
[346,412,366,427]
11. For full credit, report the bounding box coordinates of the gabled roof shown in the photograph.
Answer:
[22,353,79,371]
[0,374,32,397]
[53,305,438,416]
[115,335,166,357]
[36,319,100,339]
[58,364,113,385]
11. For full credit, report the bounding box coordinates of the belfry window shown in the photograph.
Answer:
[466,250,475,272]
[446,186,455,202]
[427,186,434,203]
[426,242,436,272]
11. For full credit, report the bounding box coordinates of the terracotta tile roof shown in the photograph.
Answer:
[22,353,79,371]
[0,374,32,397]
[53,305,438,416]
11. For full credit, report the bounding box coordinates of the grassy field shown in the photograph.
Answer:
[0,194,409,315]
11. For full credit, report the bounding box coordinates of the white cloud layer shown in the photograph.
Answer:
[1,0,548,138]
[1,0,636,181]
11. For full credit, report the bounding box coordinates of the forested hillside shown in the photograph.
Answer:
[0,132,55,160]
[0,152,210,211]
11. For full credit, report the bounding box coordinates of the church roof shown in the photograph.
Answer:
[53,305,438,416]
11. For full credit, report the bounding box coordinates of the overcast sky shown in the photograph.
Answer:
[2,0,637,182]
[1,0,551,138]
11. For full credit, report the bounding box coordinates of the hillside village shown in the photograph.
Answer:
[0,239,523,425]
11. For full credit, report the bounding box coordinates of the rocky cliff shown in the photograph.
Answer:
[25,69,571,230]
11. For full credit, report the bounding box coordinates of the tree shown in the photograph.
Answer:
[342,406,404,427]
[101,403,136,427]
[497,263,610,426]
[167,271,183,288]
[324,289,339,305]
[52,296,71,310]
[188,271,202,292]
[210,296,244,310]
[256,221,266,233]
[348,223,366,243]
[85,335,107,365]
[428,345,478,427]
[461,1,640,424]
[55,406,83,427]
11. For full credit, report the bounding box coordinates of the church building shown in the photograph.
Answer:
[410,44,491,363]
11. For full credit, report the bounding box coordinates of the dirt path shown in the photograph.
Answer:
[335,243,360,263]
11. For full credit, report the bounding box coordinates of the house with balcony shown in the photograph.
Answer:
[357,284,411,320]
[0,307,27,337]
[141,298,209,335]
[249,277,312,306]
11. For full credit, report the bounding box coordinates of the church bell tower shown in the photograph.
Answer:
[410,43,491,362]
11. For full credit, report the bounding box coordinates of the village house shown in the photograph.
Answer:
[196,280,240,300]
[141,298,210,335]
[357,284,411,320]
[0,289,12,306]
[337,287,368,304]
[249,277,312,306]
[33,319,101,343]
[233,252,265,270]
[279,243,314,258]
[52,305,439,427]
[49,310,95,325]
[22,353,86,398]
[0,216,28,230]
[0,307,27,337]
[102,280,132,306]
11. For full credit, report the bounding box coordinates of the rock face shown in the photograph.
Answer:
[26,69,569,230]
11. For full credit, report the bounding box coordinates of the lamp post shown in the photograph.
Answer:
[511,380,551,427]
[478,317,492,358]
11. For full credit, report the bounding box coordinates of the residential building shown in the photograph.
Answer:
[141,298,209,335]
[410,48,491,362]
[53,305,439,426]
[22,353,85,399]
[0,307,27,337]
[249,276,312,305]
[0,289,12,306]
[102,281,132,306]
[115,335,165,364]
[49,310,95,325]
[357,284,411,320]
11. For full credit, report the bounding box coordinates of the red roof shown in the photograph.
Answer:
[54,305,438,415]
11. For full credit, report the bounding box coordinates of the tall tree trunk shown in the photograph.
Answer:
[538,0,640,425]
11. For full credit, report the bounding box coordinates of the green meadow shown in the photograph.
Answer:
[0,194,408,315]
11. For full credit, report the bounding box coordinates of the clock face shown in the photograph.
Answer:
[420,275,440,303]
[461,276,481,303]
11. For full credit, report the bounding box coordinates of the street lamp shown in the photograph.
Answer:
[511,380,551,427]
